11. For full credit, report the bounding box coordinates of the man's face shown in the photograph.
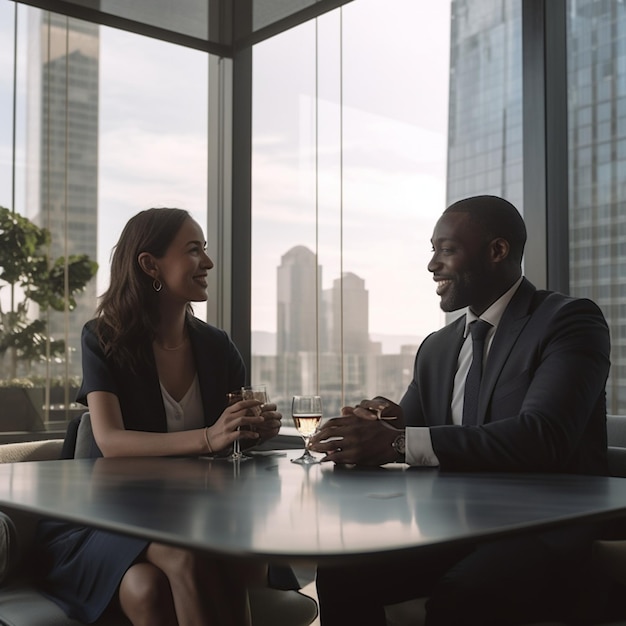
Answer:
[428,211,493,313]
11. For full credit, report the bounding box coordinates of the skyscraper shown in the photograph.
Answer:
[447,0,523,207]
[26,10,99,380]
[275,246,323,403]
[326,272,372,355]
[566,0,626,412]
[274,246,375,413]
[447,0,625,412]
[276,246,322,354]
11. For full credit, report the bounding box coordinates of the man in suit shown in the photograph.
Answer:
[309,195,611,625]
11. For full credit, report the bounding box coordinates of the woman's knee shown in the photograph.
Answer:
[119,562,175,624]
[146,542,199,577]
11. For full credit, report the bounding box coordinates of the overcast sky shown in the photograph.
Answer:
[0,0,451,342]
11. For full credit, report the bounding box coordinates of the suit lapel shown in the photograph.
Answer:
[477,278,535,424]
[188,321,221,426]
[139,349,168,432]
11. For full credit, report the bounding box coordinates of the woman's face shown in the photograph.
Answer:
[155,217,214,303]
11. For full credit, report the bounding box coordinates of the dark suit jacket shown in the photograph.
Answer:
[400,278,610,474]
[76,316,246,434]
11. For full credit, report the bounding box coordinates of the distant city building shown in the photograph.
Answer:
[275,246,323,403]
[276,246,322,354]
[26,10,99,380]
[270,244,417,416]
[326,272,373,355]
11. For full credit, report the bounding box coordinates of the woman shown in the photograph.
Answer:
[35,208,282,626]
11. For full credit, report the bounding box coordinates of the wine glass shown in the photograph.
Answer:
[232,385,267,462]
[291,395,323,465]
[223,389,250,462]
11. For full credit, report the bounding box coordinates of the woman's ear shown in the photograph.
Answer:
[137,252,159,278]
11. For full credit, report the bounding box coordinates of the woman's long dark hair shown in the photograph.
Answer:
[95,208,193,371]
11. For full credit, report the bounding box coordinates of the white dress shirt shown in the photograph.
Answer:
[405,276,523,466]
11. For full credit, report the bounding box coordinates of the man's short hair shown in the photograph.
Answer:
[444,195,527,264]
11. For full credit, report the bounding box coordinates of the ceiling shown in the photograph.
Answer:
[13,0,355,56]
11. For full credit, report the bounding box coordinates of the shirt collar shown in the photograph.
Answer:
[464,276,524,337]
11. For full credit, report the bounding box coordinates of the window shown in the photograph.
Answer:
[251,0,450,416]
[0,4,208,431]
[567,0,626,413]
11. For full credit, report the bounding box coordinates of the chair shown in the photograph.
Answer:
[0,437,318,626]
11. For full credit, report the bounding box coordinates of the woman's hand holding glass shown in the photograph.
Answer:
[201,385,281,461]
[232,385,269,461]
[250,402,282,443]
[204,396,264,457]
[235,391,283,455]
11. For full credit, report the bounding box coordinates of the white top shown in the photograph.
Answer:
[406,276,524,467]
[160,374,204,432]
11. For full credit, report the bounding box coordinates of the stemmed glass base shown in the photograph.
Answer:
[291,446,320,465]
[228,439,252,463]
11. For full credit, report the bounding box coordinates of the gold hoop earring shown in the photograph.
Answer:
[152,278,163,292]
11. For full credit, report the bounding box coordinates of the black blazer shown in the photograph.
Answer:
[76,316,246,434]
[400,278,610,474]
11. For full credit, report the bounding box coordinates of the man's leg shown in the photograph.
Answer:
[316,543,474,626]
[425,525,598,626]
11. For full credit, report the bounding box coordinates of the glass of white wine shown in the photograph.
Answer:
[291,395,323,465]
[233,384,267,462]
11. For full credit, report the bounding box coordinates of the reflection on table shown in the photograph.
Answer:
[2,452,626,564]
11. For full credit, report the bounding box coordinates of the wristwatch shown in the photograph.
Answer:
[392,433,406,463]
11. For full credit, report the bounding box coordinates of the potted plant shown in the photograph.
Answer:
[0,206,97,431]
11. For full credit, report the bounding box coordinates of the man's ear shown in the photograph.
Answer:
[489,237,510,264]
[137,252,159,278]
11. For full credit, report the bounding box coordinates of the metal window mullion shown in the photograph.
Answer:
[522,0,570,293]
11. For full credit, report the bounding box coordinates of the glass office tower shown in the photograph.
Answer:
[26,11,99,381]
[446,0,523,207]
[567,0,626,412]
[447,0,626,413]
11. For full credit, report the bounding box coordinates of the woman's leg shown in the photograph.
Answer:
[120,541,267,626]
[119,562,178,626]
[143,542,215,626]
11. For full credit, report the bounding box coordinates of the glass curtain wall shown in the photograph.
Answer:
[251,0,451,418]
[567,0,626,414]
[0,3,208,432]
[446,0,523,208]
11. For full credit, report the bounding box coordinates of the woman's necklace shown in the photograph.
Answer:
[155,335,189,351]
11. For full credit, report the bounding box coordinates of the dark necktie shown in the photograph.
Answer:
[462,319,492,426]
